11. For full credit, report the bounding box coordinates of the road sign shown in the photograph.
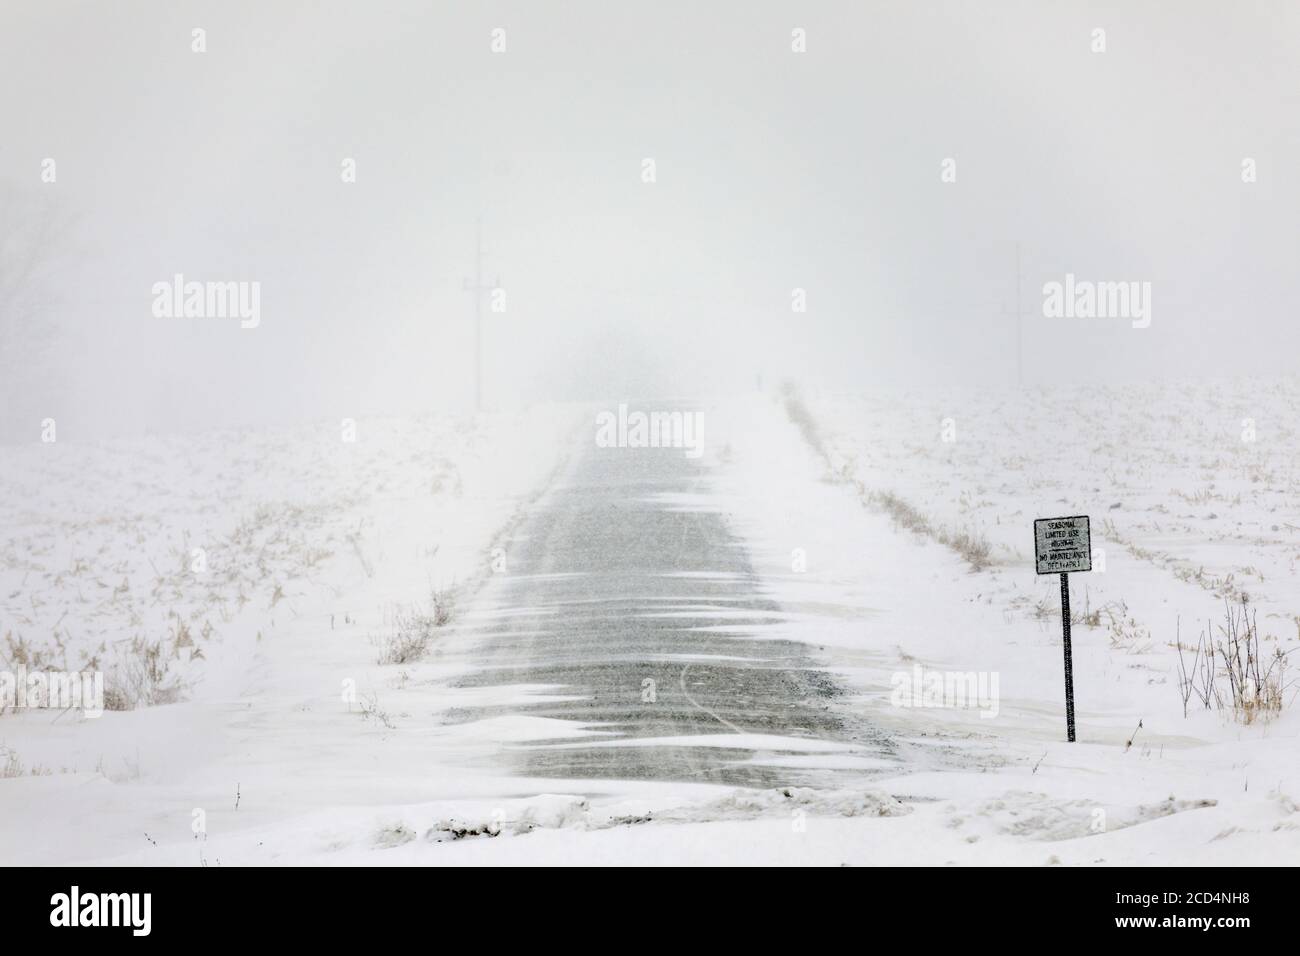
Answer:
[1034,515,1091,574]
[1033,515,1092,742]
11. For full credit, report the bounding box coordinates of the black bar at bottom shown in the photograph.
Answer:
[5,866,1284,941]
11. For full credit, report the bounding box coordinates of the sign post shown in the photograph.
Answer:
[1034,515,1091,742]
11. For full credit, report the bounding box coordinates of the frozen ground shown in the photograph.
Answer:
[0,384,1297,866]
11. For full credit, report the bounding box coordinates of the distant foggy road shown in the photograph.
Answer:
[450,410,895,788]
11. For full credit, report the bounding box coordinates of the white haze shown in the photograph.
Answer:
[2,0,1298,437]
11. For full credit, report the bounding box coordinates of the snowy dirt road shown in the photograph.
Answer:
[445,408,897,790]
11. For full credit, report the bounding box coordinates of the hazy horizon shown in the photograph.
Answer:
[3,0,1298,438]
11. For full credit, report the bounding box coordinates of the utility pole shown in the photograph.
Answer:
[462,217,499,413]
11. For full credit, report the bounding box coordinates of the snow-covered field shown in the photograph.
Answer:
[708,382,1300,864]
[0,405,586,862]
[1,383,1296,866]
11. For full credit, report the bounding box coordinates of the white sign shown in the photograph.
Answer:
[1034,516,1091,575]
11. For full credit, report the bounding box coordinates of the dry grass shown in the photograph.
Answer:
[871,490,993,571]
[1176,597,1294,723]
[103,637,184,711]
[0,745,52,778]
[358,692,394,729]
[872,490,932,535]
[1103,518,1253,605]
[781,384,994,572]
[376,612,433,665]
[1,746,23,778]
[1102,601,1153,653]
[2,631,60,671]
[780,381,832,464]
[432,588,454,627]
[939,527,993,572]
[375,589,454,665]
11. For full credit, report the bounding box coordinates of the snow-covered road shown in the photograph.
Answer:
[446,410,895,788]
[2,392,1297,866]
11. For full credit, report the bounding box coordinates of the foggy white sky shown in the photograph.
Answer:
[2,0,1298,436]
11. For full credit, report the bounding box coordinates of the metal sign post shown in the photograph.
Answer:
[1034,515,1092,742]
